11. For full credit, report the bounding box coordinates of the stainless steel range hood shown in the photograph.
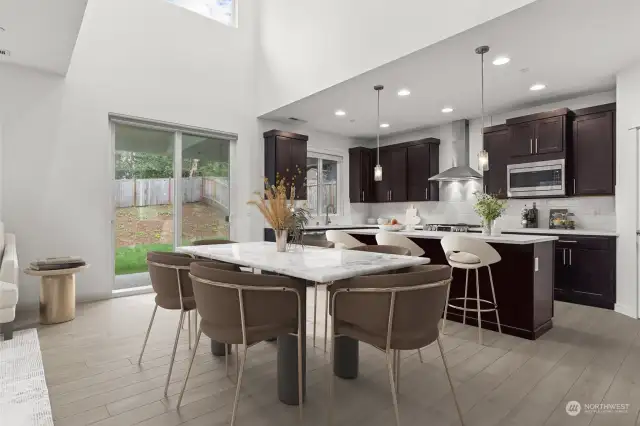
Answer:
[429,119,482,182]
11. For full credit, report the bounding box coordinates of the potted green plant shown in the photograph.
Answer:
[473,192,507,236]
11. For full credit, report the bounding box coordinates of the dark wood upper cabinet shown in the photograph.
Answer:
[263,130,308,199]
[509,122,536,157]
[482,125,509,198]
[389,147,408,202]
[506,108,570,161]
[348,147,374,202]
[572,104,615,196]
[407,142,440,201]
[535,116,564,154]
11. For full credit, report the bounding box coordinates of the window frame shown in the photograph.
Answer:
[307,149,343,218]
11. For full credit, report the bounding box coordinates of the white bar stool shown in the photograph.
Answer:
[376,231,427,258]
[326,230,366,250]
[440,235,502,345]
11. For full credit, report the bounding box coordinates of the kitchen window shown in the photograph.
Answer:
[166,0,237,27]
[306,151,342,217]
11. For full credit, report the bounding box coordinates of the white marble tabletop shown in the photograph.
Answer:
[346,229,558,245]
[177,241,429,283]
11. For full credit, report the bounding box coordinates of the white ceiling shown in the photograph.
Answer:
[261,0,640,139]
[0,0,88,75]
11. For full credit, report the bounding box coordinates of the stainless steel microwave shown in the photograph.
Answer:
[507,159,565,198]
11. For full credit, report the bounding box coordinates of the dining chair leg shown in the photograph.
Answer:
[236,345,239,379]
[177,328,202,408]
[395,350,401,393]
[437,336,465,426]
[442,278,452,334]
[165,310,185,397]
[324,284,329,353]
[188,311,192,350]
[417,349,424,363]
[138,304,158,364]
[487,266,502,334]
[230,345,248,426]
[385,350,401,426]
[313,283,318,348]
[327,313,336,426]
[297,321,304,422]
[462,269,469,325]
[475,269,483,345]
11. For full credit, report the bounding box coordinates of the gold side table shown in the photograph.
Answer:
[24,265,89,325]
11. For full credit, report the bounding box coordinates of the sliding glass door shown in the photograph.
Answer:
[111,119,233,293]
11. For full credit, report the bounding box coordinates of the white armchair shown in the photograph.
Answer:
[0,224,19,341]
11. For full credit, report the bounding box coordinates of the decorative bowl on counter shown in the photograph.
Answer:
[378,224,405,232]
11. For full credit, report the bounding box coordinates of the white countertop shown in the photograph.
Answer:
[177,241,429,283]
[304,224,377,230]
[494,228,618,237]
[346,229,558,245]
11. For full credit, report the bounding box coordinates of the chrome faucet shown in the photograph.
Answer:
[325,204,336,225]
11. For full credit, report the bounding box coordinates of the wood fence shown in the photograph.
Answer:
[114,177,229,209]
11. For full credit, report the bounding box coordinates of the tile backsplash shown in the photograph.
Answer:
[363,181,616,231]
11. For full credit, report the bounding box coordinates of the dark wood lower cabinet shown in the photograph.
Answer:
[553,236,616,310]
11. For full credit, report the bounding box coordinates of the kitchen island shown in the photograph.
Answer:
[346,229,559,340]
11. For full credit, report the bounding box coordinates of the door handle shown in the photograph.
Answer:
[562,248,566,265]
[569,249,572,266]
[530,139,533,154]
[535,138,538,153]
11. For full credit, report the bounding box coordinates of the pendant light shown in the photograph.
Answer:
[476,46,490,173]
[374,85,384,181]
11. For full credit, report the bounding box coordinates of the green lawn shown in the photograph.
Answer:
[115,243,173,275]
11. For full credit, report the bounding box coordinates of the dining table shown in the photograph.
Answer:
[177,241,430,406]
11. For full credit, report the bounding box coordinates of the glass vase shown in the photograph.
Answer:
[483,220,493,236]
[275,229,288,252]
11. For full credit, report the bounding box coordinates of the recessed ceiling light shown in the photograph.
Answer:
[441,107,454,113]
[530,83,546,91]
[380,123,390,128]
[493,56,510,66]
[397,89,411,97]
[335,110,346,116]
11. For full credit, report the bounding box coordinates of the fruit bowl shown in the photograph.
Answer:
[378,224,405,232]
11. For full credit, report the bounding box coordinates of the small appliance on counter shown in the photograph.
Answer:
[549,208,576,229]
[520,202,539,228]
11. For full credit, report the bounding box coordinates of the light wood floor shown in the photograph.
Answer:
[34,288,640,426]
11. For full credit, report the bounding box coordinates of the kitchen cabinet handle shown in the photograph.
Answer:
[530,139,533,154]
[361,190,364,202]
[562,248,566,265]
[569,249,572,266]
[535,138,538,153]
[425,188,428,200]
[390,190,393,201]
[573,178,576,194]
[561,240,578,244]
[484,185,487,193]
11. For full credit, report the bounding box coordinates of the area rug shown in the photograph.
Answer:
[0,329,53,426]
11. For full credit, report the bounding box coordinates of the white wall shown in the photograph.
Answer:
[256,0,537,115]
[615,60,640,318]
[2,0,262,308]
[257,119,369,225]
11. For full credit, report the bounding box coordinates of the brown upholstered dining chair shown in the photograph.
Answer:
[139,252,214,397]
[177,262,306,425]
[327,265,464,426]
[349,244,411,256]
[191,238,235,246]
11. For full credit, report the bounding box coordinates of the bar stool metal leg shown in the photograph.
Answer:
[442,277,452,334]
[324,284,329,353]
[475,269,483,345]
[313,283,318,348]
[487,266,502,334]
[462,269,469,325]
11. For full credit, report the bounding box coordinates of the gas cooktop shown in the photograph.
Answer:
[422,224,479,233]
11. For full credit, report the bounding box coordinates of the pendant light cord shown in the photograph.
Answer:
[480,51,485,131]
[376,89,380,165]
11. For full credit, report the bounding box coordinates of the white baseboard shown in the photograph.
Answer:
[615,303,638,319]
